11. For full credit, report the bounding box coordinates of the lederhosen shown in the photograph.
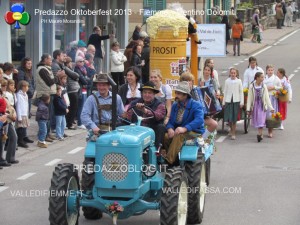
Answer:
[92,93,112,131]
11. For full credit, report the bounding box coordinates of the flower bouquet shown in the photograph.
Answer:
[273,88,289,102]
[106,202,124,225]
[266,112,282,128]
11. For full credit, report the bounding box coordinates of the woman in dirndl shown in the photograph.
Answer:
[223,68,244,140]
[247,72,274,142]
[263,65,282,137]
[16,80,30,148]
[276,68,293,130]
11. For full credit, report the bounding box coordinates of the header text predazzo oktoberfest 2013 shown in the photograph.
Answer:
[34,8,235,17]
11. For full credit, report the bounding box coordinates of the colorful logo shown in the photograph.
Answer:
[4,3,31,29]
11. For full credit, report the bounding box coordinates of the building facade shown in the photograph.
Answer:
[0,0,129,73]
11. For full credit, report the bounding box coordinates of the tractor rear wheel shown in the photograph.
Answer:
[160,167,188,225]
[49,163,79,225]
[185,151,206,224]
[81,159,102,220]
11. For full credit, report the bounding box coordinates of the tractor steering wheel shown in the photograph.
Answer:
[126,104,157,126]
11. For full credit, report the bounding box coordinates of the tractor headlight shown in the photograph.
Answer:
[142,164,157,177]
[84,161,94,174]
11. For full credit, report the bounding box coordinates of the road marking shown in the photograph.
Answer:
[273,43,278,46]
[289,74,295,80]
[252,46,272,56]
[222,71,227,74]
[45,159,62,166]
[234,63,239,66]
[0,187,9,193]
[294,70,298,73]
[216,136,227,142]
[278,29,299,42]
[239,61,244,63]
[244,58,248,61]
[297,67,300,70]
[68,147,84,154]
[17,173,36,180]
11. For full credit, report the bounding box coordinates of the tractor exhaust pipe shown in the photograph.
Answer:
[107,74,117,131]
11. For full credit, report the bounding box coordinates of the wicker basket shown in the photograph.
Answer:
[266,118,281,128]
[278,94,289,102]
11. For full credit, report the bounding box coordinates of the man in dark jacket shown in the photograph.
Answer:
[127,81,166,148]
[87,26,114,73]
[141,37,150,84]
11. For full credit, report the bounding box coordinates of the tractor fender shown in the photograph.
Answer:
[179,145,204,162]
[84,141,96,158]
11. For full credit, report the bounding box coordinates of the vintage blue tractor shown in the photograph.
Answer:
[48,77,215,225]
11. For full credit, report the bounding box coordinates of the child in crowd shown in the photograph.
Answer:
[36,94,50,148]
[263,65,282,137]
[223,68,244,140]
[1,79,18,164]
[276,68,292,130]
[53,85,68,140]
[16,80,30,148]
[247,72,274,142]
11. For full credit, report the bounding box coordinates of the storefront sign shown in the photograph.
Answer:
[187,24,226,57]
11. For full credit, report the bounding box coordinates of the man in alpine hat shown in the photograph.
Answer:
[81,73,124,135]
[164,81,205,166]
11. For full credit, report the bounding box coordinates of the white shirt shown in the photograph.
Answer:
[16,90,28,120]
[243,66,264,88]
[110,50,127,72]
[3,73,13,80]
[159,83,172,100]
[263,74,282,95]
[4,91,15,106]
[126,83,141,99]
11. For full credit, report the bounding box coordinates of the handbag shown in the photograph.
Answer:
[240,34,243,41]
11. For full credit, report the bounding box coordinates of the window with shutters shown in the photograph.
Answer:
[143,0,166,11]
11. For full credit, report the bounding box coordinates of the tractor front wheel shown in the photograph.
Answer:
[81,159,102,220]
[49,163,79,225]
[160,167,188,225]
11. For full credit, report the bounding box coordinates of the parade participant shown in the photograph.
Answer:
[247,72,274,142]
[164,81,205,166]
[276,68,292,130]
[180,72,218,139]
[149,69,172,125]
[204,59,220,89]
[126,81,166,148]
[81,73,124,135]
[118,67,142,109]
[243,56,264,88]
[200,65,220,96]
[263,65,282,137]
[222,68,244,140]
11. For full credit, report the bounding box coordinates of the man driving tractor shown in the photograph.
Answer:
[126,81,166,148]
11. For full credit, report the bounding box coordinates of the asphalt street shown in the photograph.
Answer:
[1,29,300,225]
